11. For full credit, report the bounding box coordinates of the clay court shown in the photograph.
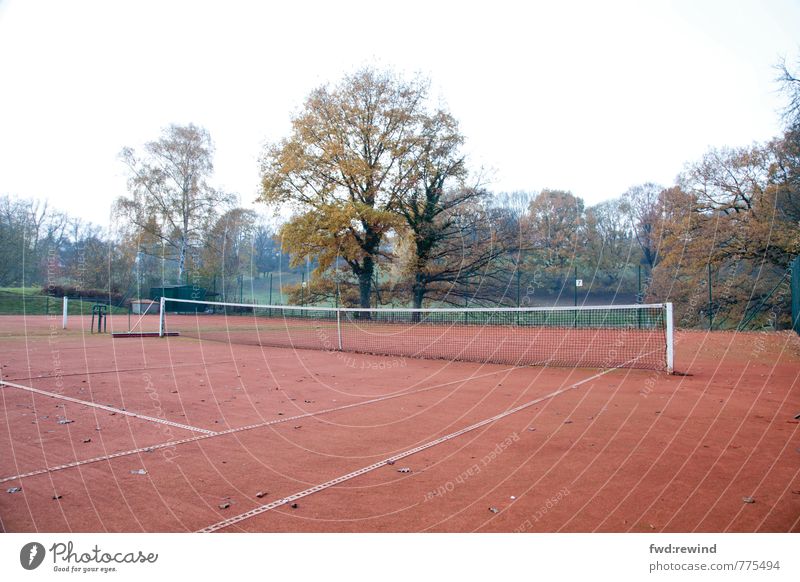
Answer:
[1,312,799,533]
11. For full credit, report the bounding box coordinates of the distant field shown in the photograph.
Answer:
[0,288,127,316]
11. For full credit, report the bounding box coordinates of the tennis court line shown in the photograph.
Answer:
[0,379,215,435]
[196,366,617,533]
[0,365,528,484]
[4,359,235,383]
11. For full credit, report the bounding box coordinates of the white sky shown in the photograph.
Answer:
[1,0,799,227]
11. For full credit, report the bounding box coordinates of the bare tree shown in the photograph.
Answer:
[584,198,639,289]
[0,195,70,286]
[489,191,537,219]
[117,123,234,283]
[393,108,479,308]
[252,224,278,277]
[776,56,800,130]
[399,186,517,309]
[620,183,665,268]
[525,189,585,269]
[201,208,257,299]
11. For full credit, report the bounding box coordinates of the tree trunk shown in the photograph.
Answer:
[178,237,187,284]
[356,227,383,314]
[411,232,433,319]
[357,256,374,314]
[411,275,426,322]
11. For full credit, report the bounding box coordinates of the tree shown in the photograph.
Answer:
[259,68,429,308]
[584,198,639,290]
[525,189,585,268]
[490,191,538,220]
[393,108,494,308]
[0,194,135,298]
[768,133,800,228]
[0,195,69,286]
[649,136,800,329]
[0,195,33,285]
[201,208,257,300]
[620,183,665,268]
[400,189,518,309]
[116,123,234,283]
[678,144,797,268]
[680,147,769,215]
[776,56,800,131]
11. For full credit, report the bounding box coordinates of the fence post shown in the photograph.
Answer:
[574,266,578,308]
[62,297,68,329]
[336,309,343,351]
[268,272,273,305]
[708,263,713,331]
[574,266,578,328]
[792,255,800,335]
[637,265,643,329]
[638,265,642,303]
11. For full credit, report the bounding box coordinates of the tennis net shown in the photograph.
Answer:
[159,298,674,372]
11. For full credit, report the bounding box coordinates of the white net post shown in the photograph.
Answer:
[62,296,68,329]
[665,302,674,374]
[158,297,166,337]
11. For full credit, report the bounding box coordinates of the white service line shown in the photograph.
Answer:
[197,366,617,533]
[0,365,525,484]
[0,379,215,435]
[0,435,209,483]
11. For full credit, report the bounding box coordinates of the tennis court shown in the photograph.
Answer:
[1,304,799,533]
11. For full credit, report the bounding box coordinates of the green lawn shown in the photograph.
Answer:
[0,286,42,295]
[0,288,127,316]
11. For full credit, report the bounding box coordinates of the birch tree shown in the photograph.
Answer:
[117,123,234,283]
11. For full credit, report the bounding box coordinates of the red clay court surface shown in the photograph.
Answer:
[1,313,799,533]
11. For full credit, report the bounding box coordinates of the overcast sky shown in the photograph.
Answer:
[1,0,799,227]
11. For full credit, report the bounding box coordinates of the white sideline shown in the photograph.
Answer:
[196,365,619,533]
[0,379,214,435]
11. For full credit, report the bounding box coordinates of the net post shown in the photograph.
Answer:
[158,297,166,337]
[336,308,343,351]
[62,296,68,329]
[665,302,674,374]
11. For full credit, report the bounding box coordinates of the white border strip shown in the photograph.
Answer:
[163,297,669,315]
[0,366,525,484]
[197,366,616,533]
[0,379,215,435]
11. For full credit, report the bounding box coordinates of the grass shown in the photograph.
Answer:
[0,288,128,316]
[0,286,42,295]
[227,275,297,305]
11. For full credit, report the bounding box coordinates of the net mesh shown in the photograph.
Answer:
[163,299,667,370]
[161,299,670,370]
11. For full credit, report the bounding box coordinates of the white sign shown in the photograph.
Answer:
[575,279,583,287]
